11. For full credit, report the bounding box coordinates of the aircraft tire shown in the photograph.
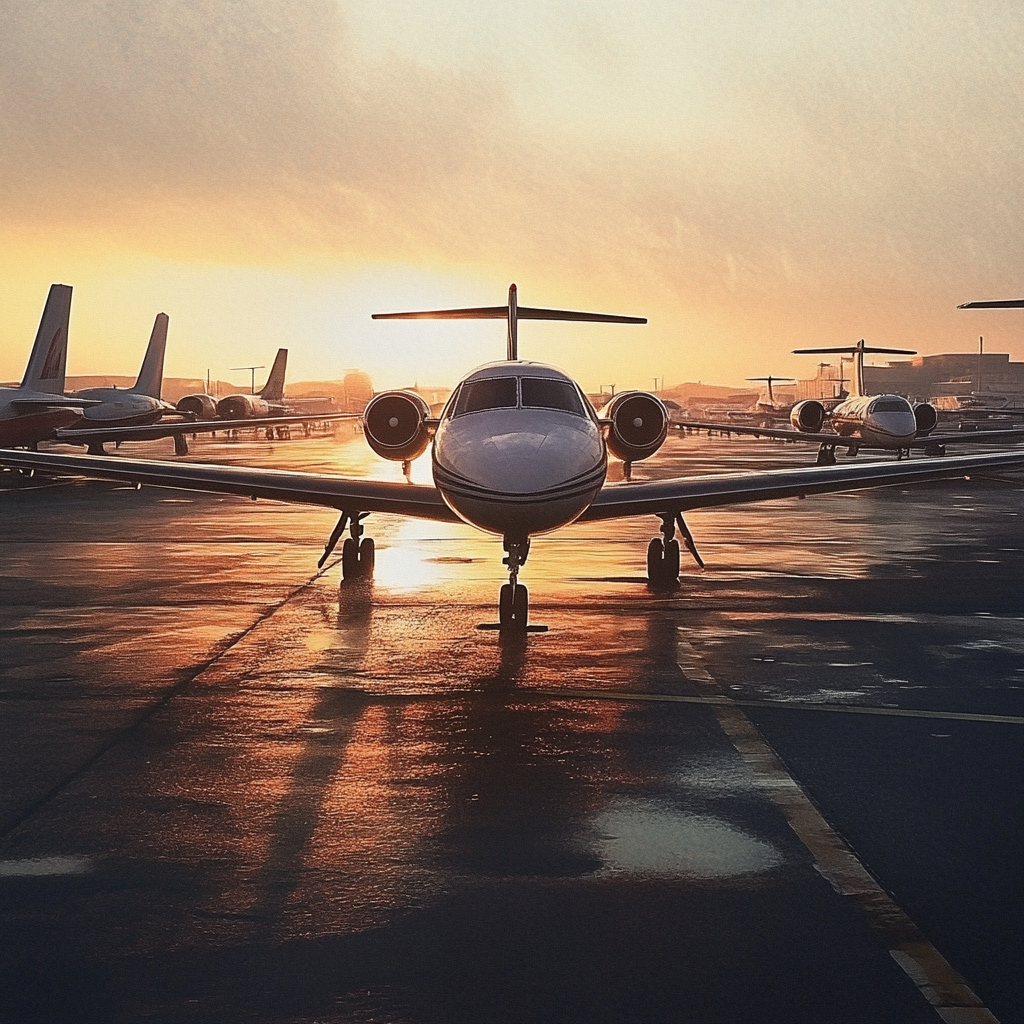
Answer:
[647,537,665,583]
[665,538,681,582]
[511,584,528,629]
[342,538,358,579]
[499,583,514,627]
[359,537,375,576]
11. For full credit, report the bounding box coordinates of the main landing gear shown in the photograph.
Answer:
[319,511,375,580]
[480,536,546,633]
[815,443,837,466]
[647,513,704,588]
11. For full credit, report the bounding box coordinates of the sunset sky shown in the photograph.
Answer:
[1,1,1021,393]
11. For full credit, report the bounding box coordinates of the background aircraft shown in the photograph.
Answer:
[0,284,100,448]
[176,348,289,420]
[64,313,177,427]
[5,285,1024,633]
[676,339,1024,463]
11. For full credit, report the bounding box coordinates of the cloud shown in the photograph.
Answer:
[1,0,1022,365]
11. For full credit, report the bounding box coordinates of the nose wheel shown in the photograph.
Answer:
[479,536,547,633]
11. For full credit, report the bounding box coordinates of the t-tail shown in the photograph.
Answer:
[130,313,169,399]
[259,349,288,401]
[792,339,915,397]
[372,283,646,360]
[20,284,73,395]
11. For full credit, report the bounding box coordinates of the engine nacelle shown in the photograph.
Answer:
[363,390,432,461]
[600,391,668,463]
[217,394,271,420]
[913,401,938,436]
[790,400,827,433]
[176,393,219,420]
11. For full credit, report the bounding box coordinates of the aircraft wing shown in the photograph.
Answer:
[53,412,359,446]
[674,419,851,446]
[0,449,458,522]
[579,450,1024,521]
[674,419,1024,450]
[2,448,1022,528]
[9,397,103,410]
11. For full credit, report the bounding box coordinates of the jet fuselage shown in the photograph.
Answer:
[828,394,918,448]
[432,361,606,537]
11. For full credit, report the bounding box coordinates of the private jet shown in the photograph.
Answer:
[0,284,99,447]
[64,313,177,427]
[4,285,1024,632]
[677,339,1024,463]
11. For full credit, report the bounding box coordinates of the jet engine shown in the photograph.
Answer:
[913,402,938,436]
[790,400,827,433]
[600,391,668,463]
[363,390,432,461]
[217,395,271,420]
[176,394,218,420]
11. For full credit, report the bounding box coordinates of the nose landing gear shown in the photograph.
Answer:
[479,536,547,633]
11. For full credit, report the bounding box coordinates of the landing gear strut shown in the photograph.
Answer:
[647,513,704,588]
[499,536,530,631]
[479,536,546,633]
[319,511,374,580]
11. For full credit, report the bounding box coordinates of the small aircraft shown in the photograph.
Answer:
[4,285,1024,632]
[676,339,1024,463]
[54,346,355,455]
[64,313,177,427]
[175,348,289,421]
[0,284,101,448]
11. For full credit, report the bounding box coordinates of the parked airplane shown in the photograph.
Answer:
[65,314,177,427]
[176,348,289,420]
[676,339,1024,463]
[0,284,102,448]
[4,285,1024,632]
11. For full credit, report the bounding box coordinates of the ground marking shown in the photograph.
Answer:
[671,633,999,1024]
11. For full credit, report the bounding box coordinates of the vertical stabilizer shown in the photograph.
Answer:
[507,283,518,360]
[259,348,288,401]
[130,313,169,398]
[20,284,73,395]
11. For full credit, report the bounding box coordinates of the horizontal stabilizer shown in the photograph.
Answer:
[793,346,916,356]
[373,305,645,324]
[958,299,1024,309]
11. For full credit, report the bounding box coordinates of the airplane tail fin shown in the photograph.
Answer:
[20,284,73,395]
[259,348,288,401]
[130,313,169,399]
[372,284,646,360]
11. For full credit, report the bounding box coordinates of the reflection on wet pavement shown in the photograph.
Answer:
[2,430,1021,1022]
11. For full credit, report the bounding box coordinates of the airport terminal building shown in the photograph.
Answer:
[796,351,1024,407]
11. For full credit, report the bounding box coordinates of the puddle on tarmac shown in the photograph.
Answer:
[594,799,784,878]
[0,856,93,877]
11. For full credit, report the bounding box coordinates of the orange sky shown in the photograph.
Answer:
[1,1,1021,392]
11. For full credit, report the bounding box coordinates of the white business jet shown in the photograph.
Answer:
[676,338,1024,463]
[4,284,1024,632]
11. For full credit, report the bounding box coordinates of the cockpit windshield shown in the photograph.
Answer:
[520,377,586,416]
[453,377,518,415]
[450,375,589,418]
[869,398,911,413]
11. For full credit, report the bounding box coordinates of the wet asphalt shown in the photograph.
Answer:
[1,428,1022,1023]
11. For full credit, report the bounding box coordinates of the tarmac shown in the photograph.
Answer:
[2,428,1022,1023]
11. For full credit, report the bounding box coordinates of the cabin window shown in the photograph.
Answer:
[520,377,586,417]
[869,398,911,413]
[453,377,518,415]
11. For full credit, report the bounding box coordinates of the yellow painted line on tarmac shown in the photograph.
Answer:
[533,688,1024,726]
[669,633,1001,1023]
